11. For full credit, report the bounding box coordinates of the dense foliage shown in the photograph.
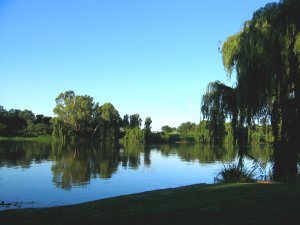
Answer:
[1,97,272,146]
[52,91,153,143]
[159,120,271,144]
[201,0,300,180]
[52,91,121,141]
[122,128,145,143]
[0,106,52,137]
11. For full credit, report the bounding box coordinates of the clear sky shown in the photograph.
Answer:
[0,0,273,131]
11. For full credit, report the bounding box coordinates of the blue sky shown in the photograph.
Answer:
[0,0,273,131]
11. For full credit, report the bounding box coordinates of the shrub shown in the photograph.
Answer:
[214,163,257,183]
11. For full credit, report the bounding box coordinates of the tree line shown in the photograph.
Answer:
[51,90,154,143]
[0,89,273,145]
[51,90,274,144]
[0,106,52,137]
[160,121,273,144]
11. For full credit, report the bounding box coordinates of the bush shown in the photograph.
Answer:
[120,128,145,143]
[214,163,257,183]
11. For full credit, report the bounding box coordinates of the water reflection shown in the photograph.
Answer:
[0,142,272,190]
[51,142,120,189]
[0,142,51,168]
[159,144,237,163]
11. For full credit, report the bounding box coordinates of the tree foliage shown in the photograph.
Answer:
[129,114,142,128]
[143,117,152,142]
[201,0,300,180]
[161,125,176,133]
[144,117,152,133]
[0,106,52,137]
[121,114,130,129]
[52,91,120,141]
[122,128,145,143]
[201,82,237,145]
[53,91,95,137]
[96,103,120,140]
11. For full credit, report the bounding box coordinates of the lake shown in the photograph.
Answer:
[0,142,272,210]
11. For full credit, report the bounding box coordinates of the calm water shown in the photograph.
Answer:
[0,142,272,210]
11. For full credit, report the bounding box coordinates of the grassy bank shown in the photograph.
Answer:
[1,183,299,225]
[0,135,52,143]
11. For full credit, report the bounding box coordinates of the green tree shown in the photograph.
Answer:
[121,114,130,129]
[201,82,237,146]
[144,117,152,132]
[143,117,152,143]
[122,128,145,143]
[177,122,196,135]
[53,91,120,140]
[202,0,300,181]
[129,114,142,128]
[18,110,35,126]
[161,125,176,133]
[0,106,8,135]
[6,109,27,136]
[53,91,95,137]
[97,103,120,140]
[0,106,52,137]
[192,121,212,143]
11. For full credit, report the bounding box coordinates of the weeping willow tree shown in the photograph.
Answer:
[121,128,145,143]
[201,81,238,146]
[201,0,300,181]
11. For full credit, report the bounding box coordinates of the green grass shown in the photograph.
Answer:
[0,135,52,143]
[1,183,300,225]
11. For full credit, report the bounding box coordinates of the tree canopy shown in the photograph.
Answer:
[201,0,300,180]
[0,106,52,137]
[52,90,120,141]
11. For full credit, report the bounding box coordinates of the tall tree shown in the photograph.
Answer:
[161,125,176,133]
[202,0,300,181]
[129,114,142,128]
[144,117,152,133]
[53,91,121,141]
[53,91,95,137]
[143,117,152,142]
[98,103,120,140]
[201,82,238,146]
[121,114,130,129]
[177,122,196,135]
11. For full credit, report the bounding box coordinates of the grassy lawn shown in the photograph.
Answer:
[1,183,299,225]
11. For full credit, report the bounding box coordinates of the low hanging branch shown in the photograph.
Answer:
[201,81,237,146]
[202,0,300,181]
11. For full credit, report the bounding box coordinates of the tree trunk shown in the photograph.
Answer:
[273,140,298,181]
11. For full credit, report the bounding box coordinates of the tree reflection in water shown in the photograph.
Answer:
[0,141,273,190]
[51,142,151,189]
